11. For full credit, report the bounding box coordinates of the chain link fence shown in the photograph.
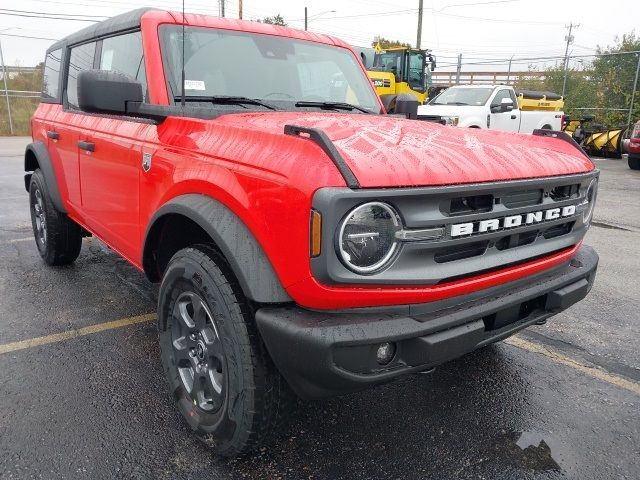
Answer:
[0,65,42,136]
[0,91,40,136]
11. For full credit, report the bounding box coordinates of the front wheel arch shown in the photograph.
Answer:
[24,141,66,213]
[143,194,291,304]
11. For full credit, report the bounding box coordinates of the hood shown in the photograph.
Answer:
[417,103,485,116]
[215,111,593,188]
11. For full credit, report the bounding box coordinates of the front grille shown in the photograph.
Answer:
[501,189,543,208]
[543,221,575,239]
[434,241,489,263]
[447,194,493,216]
[550,184,580,201]
[312,171,598,286]
[417,115,446,125]
[495,230,539,251]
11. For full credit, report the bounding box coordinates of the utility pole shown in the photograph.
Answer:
[506,55,513,84]
[562,22,579,97]
[304,7,308,31]
[455,54,462,85]
[628,53,640,131]
[238,0,242,19]
[416,0,423,49]
[0,39,13,135]
[220,0,225,17]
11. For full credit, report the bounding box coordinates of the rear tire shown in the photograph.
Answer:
[158,244,292,457]
[629,156,640,170]
[29,169,82,266]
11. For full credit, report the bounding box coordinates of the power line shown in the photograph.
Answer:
[0,32,59,41]
[0,8,107,18]
[0,11,101,22]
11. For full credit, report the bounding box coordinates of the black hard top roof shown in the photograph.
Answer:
[47,8,157,52]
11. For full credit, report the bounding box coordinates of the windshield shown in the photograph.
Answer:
[429,87,494,106]
[160,26,380,113]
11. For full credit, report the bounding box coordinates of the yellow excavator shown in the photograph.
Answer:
[355,43,436,113]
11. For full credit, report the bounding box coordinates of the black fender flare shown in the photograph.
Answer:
[24,141,67,213]
[143,194,291,304]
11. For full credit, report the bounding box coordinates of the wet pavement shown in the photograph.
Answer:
[0,137,639,479]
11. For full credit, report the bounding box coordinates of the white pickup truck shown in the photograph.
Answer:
[417,85,565,133]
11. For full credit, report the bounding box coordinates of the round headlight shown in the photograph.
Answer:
[583,178,598,224]
[337,202,401,274]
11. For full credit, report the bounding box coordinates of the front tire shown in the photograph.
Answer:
[29,169,82,266]
[158,245,291,457]
[629,156,640,170]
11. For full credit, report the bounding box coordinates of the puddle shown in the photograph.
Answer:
[491,430,578,474]
[514,431,560,470]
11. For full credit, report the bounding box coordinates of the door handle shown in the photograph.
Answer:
[77,140,95,152]
[46,130,59,140]
[511,115,517,119]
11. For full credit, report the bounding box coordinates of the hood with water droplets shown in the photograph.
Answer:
[216,111,594,188]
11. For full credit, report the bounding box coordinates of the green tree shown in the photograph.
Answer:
[372,37,411,49]
[259,14,287,26]
[592,31,640,128]
[516,31,640,129]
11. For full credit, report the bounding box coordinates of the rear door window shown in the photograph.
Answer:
[42,48,62,101]
[99,31,147,101]
[66,41,96,109]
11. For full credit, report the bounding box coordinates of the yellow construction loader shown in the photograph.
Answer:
[355,43,436,113]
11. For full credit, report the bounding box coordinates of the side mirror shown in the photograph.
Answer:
[429,54,436,71]
[78,70,143,115]
[491,98,514,113]
[500,98,514,112]
[394,93,419,119]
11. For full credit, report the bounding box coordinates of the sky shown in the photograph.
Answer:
[0,0,638,72]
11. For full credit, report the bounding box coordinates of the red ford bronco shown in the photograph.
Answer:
[26,8,599,456]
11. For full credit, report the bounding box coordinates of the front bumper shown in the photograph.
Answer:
[256,245,598,399]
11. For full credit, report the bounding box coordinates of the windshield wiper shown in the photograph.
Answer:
[446,102,469,106]
[294,101,372,114]
[174,95,278,111]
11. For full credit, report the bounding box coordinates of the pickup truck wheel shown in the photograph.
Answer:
[629,156,640,170]
[158,245,291,456]
[29,169,82,266]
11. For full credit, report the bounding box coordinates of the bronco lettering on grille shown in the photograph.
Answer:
[450,205,576,238]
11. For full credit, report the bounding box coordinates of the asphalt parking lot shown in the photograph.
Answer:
[1,136,639,480]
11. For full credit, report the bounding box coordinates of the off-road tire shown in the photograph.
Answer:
[158,244,292,457]
[629,156,640,170]
[29,169,82,266]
